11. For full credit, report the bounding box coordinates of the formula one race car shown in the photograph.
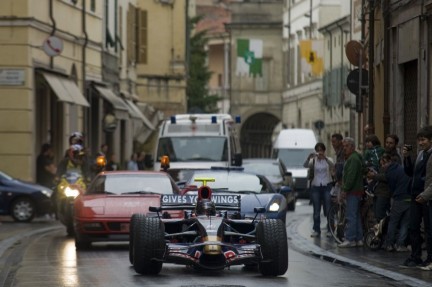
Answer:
[129,178,288,277]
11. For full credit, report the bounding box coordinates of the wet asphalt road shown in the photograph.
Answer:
[0,201,421,287]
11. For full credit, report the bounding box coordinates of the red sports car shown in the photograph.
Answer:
[73,171,182,249]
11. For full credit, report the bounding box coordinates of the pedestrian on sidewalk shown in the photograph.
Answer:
[366,157,391,223]
[127,152,139,171]
[106,153,119,171]
[338,137,365,248]
[415,130,432,270]
[381,153,411,252]
[384,134,403,164]
[401,126,432,268]
[36,143,57,188]
[331,133,344,194]
[304,143,335,238]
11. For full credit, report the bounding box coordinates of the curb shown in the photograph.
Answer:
[287,215,429,287]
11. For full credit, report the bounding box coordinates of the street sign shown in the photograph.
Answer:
[43,36,63,57]
[0,69,25,86]
[346,68,368,96]
[314,120,325,130]
[345,40,366,67]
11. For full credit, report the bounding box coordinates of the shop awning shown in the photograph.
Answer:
[95,86,129,119]
[42,73,90,107]
[125,100,155,130]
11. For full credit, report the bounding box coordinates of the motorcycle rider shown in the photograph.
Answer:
[52,144,90,216]
[57,144,91,181]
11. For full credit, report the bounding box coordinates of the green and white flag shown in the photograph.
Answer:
[236,38,263,77]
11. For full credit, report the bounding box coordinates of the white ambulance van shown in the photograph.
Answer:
[154,114,242,181]
[271,129,317,197]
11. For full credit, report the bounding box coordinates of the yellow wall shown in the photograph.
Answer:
[136,0,187,116]
[0,0,103,180]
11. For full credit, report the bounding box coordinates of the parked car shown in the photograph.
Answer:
[73,171,182,249]
[0,170,53,222]
[241,158,297,211]
[180,167,288,222]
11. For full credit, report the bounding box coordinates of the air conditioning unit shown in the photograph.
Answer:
[160,0,174,5]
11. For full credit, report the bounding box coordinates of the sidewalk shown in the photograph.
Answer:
[288,211,432,287]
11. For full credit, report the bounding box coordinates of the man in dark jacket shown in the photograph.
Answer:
[381,153,411,252]
[401,126,432,268]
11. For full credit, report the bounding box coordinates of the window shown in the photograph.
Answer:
[90,0,96,12]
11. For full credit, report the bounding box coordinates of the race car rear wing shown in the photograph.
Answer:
[150,194,241,212]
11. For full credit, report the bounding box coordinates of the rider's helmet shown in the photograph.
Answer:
[69,132,84,146]
[195,199,216,216]
[68,144,85,165]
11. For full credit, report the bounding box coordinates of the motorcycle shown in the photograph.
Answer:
[55,169,86,236]
[54,155,106,236]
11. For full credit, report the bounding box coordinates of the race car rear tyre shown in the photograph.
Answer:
[129,213,146,265]
[133,217,165,275]
[256,219,288,276]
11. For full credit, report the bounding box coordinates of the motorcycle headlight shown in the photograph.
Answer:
[269,202,280,212]
[64,186,80,198]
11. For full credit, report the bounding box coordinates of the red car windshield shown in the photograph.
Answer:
[86,174,179,195]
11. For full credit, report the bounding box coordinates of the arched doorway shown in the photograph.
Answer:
[240,113,280,158]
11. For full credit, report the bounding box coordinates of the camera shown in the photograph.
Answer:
[404,144,413,151]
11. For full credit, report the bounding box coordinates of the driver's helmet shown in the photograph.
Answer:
[69,132,84,146]
[195,199,216,216]
[68,144,85,165]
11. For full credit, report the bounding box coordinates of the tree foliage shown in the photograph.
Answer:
[187,16,220,113]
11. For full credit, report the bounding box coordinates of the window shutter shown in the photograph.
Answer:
[127,4,136,64]
[138,10,148,64]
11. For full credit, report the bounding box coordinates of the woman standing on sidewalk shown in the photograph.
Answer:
[304,142,335,237]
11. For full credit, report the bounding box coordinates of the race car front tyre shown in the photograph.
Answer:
[256,219,288,276]
[129,213,146,265]
[133,217,165,275]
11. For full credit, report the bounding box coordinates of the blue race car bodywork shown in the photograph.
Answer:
[181,168,287,222]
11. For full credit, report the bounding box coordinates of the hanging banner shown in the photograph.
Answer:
[300,39,324,76]
[236,38,263,77]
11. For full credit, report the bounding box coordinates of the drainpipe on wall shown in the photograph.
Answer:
[337,23,344,105]
[368,0,375,128]
[82,0,89,143]
[185,0,190,85]
[383,0,390,135]
[49,0,56,69]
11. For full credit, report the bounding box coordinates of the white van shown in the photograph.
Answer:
[271,129,317,197]
[153,114,242,181]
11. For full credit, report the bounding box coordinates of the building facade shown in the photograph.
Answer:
[135,0,192,118]
[0,0,155,180]
[282,0,348,147]
[227,0,285,158]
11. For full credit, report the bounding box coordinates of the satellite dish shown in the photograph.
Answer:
[345,40,366,67]
[43,36,63,57]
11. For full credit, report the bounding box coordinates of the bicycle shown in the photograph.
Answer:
[328,186,376,244]
[364,212,390,250]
